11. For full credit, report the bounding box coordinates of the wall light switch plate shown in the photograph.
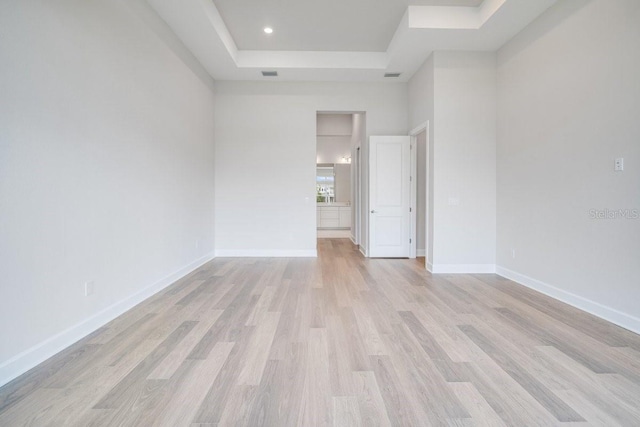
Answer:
[615,158,624,171]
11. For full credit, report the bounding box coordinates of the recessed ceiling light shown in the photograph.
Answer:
[264,27,273,34]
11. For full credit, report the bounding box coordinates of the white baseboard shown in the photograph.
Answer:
[350,235,357,245]
[0,252,215,388]
[426,261,434,273]
[417,249,426,257]
[359,245,367,257]
[430,264,496,274]
[215,249,317,258]
[496,266,640,335]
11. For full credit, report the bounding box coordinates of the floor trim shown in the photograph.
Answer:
[431,264,496,274]
[215,249,317,258]
[359,245,367,257]
[317,229,351,238]
[496,266,640,335]
[0,252,215,388]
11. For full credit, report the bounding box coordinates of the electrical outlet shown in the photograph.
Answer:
[511,249,516,259]
[195,239,200,250]
[85,281,95,296]
[615,158,624,171]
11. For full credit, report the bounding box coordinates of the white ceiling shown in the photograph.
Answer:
[213,0,486,52]
[146,0,558,82]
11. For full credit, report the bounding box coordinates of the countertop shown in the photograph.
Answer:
[317,202,351,207]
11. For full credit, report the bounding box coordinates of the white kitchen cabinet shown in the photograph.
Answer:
[339,207,351,228]
[317,205,351,229]
[318,207,339,228]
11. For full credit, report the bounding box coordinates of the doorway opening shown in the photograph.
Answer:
[315,112,365,246]
[409,122,431,270]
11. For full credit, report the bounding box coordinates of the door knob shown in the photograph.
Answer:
[371,210,377,213]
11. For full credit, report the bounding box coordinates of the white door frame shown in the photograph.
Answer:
[409,138,417,258]
[409,122,430,267]
[354,146,361,245]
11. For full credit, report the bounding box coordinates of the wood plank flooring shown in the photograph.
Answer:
[1,238,640,426]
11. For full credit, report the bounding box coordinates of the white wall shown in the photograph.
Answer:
[317,114,353,136]
[0,0,216,385]
[316,137,352,164]
[214,82,407,256]
[432,52,497,271]
[408,56,435,262]
[496,0,640,331]
[408,54,435,134]
[317,114,353,164]
[408,52,496,272]
[408,55,436,266]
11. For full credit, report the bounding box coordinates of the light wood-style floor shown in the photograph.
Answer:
[2,239,640,426]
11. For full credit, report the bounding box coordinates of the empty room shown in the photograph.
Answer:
[1,0,639,425]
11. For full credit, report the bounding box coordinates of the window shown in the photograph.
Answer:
[316,165,334,203]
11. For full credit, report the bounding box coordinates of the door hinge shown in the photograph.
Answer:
[409,207,412,212]
[410,176,412,182]
[410,239,412,244]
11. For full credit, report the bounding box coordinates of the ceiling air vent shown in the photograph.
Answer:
[384,72,401,78]
[262,71,278,77]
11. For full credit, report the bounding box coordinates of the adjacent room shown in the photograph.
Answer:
[316,113,356,240]
[1,0,639,425]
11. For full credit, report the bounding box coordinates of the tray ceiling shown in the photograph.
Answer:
[146,0,558,82]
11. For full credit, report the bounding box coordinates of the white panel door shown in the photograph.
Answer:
[369,136,411,258]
